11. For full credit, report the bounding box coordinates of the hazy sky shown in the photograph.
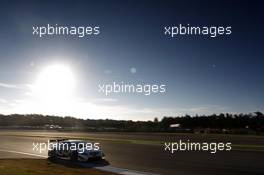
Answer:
[0,0,263,120]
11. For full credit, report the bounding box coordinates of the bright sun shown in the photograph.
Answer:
[33,64,76,103]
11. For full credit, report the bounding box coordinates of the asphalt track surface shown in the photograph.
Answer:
[0,131,263,175]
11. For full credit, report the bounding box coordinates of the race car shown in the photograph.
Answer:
[48,139,105,162]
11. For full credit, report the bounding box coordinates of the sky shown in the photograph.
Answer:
[0,0,263,121]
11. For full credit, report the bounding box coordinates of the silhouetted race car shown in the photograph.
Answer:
[48,139,104,162]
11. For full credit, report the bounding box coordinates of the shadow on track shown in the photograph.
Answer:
[48,157,110,169]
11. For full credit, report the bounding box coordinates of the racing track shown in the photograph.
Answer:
[0,131,263,175]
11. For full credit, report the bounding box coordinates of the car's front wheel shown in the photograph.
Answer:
[70,150,78,162]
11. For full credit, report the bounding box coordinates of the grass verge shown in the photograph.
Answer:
[0,159,117,175]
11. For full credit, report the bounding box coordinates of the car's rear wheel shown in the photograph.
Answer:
[48,149,57,160]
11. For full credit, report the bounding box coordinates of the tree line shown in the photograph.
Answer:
[0,112,263,133]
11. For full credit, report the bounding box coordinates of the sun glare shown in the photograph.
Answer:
[32,64,76,103]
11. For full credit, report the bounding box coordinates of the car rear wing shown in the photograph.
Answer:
[49,138,68,142]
